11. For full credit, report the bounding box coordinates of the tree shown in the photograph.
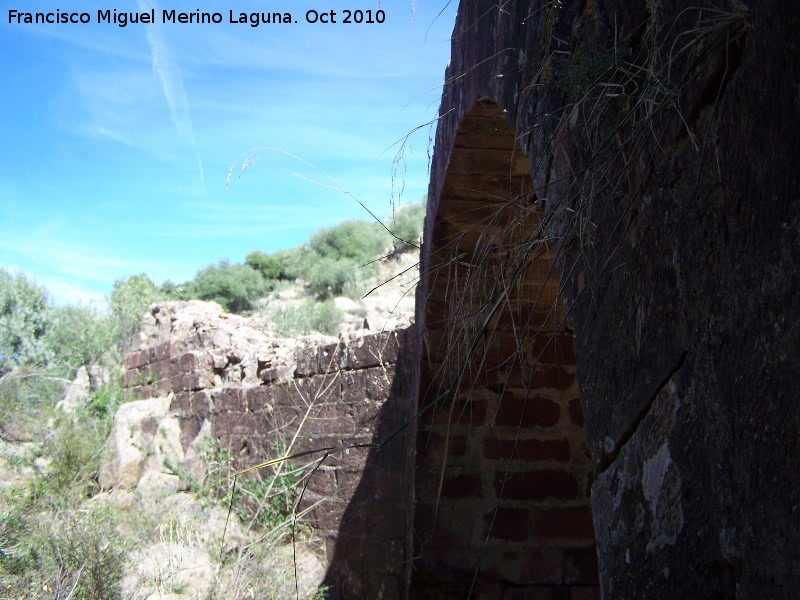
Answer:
[0,269,52,373]
[384,200,426,252]
[109,274,166,349]
[186,260,267,314]
[245,251,284,281]
[309,219,390,264]
[47,305,115,371]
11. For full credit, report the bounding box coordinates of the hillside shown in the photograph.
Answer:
[0,205,421,598]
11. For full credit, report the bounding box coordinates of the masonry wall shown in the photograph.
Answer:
[419,0,800,596]
[120,306,415,599]
[414,101,598,599]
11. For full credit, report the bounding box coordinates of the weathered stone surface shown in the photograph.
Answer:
[56,365,110,413]
[99,396,172,489]
[418,0,800,596]
[117,300,416,599]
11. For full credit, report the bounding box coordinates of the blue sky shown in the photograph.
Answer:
[0,1,457,305]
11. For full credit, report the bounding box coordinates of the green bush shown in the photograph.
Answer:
[245,251,284,281]
[305,257,361,299]
[309,219,389,264]
[33,509,124,600]
[85,372,123,421]
[384,200,426,252]
[47,306,115,373]
[184,260,268,314]
[203,440,302,535]
[300,220,391,298]
[42,418,103,501]
[50,515,125,600]
[268,300,343,336]
[109,274,167,343]
[272,247,312,281]
[44,275,164,372]
[0,367,62,441]
[0,269,52,374]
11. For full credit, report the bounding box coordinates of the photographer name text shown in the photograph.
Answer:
[8,8,386,27]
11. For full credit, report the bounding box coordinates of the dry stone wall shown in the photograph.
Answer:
[118,301,415,597]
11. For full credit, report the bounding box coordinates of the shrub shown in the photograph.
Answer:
[268,299,343,336]
[47,305,115,373]
[0,269,52,374]
[42,417,103,500]
[85,372,123,421]
[203,440,302,535]
[384,199,426,252]
[309,219,389,264]
[305,257,361,299]
[44,275,165,372]
[109,274,167,343]
[245,250,284,281]
[36,509,125,600]
[184,260,268,314]
[272,247,312,281]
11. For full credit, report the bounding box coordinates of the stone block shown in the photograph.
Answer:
[440,473,482,499]
[568,586,601,600]
[495,468,580,501]
[333,331,400,371]
[479,549,565,588]
[246,386,273,412]
[170,391,191,413]
[154,340,175,362]
[421,433,469,458]
[212,387,247,412]
[502,586,569,600]
[336,467,403,502]
[365,367,393,401]
[568,398,584,426]
[190,390,211,414]
[485,507,530,542]
[133,385,153,399]
[563,547,600,585]
[535,365,576,391]
[427,397,487,427]
[522,332,577,366]
[294,346,321,377]
[121,369,139,388]
[305,468,338,498]
[258,365,288,384]
[530,507,596,544]
[484,437,571,462]
[122,351,141,370]
[340,370,365,403]
[494,395,560,428]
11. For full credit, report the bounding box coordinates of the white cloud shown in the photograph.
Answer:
[138,0,205,191]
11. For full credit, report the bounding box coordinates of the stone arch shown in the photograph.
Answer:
[413,99,599,598]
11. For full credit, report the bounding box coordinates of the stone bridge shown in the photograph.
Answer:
[119,0,799,597]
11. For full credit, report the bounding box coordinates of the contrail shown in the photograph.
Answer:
[138,0,205,191]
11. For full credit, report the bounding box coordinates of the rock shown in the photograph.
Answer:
[125,542,215,600]
[334,296,360,313]
[98,395,202,498]
[56,366,91,413]
[57,365,112,414]
[0,440,36,490]
[99,396,171,489]
[136,471,180,506]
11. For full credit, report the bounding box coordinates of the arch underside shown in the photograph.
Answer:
[413,100,599,598]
